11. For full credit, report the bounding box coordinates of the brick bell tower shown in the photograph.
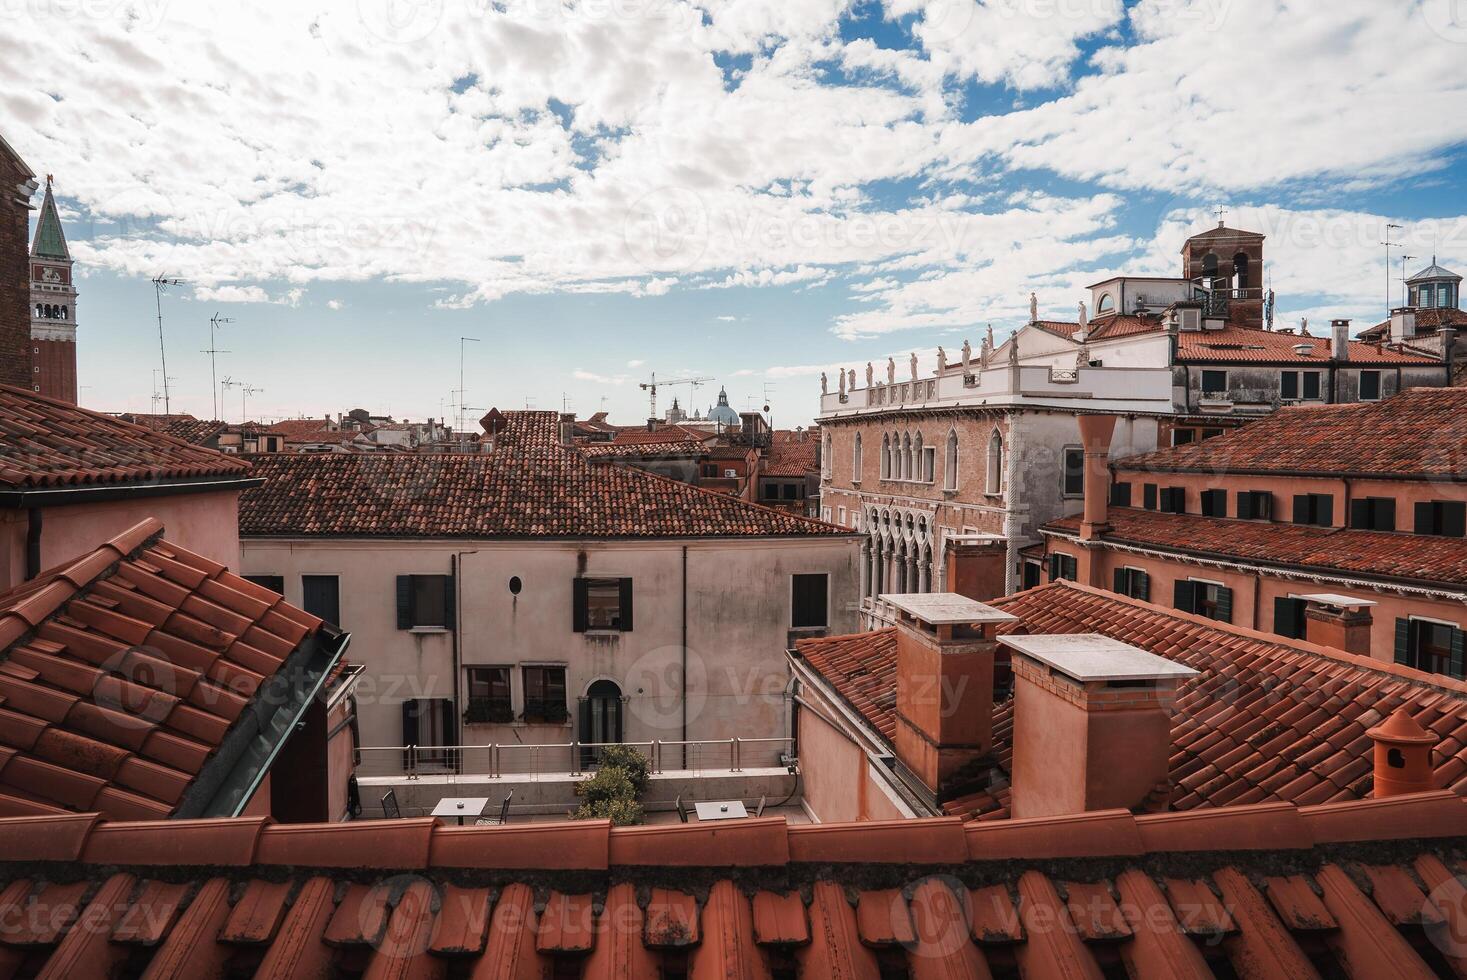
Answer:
[29,176,77,402]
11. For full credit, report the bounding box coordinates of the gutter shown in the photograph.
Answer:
[0,475,263,509]
[1114,466,1467,484]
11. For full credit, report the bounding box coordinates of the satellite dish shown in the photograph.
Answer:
[763,404,771,413]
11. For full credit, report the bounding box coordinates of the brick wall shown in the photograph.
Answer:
[0,157,31,389]
[33,337,76,402]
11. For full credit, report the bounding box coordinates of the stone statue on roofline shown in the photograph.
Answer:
[848,368,856,391]
[935,346,946,375]
[979,333,992,369]
[909,352,918,381]
[1008,333,1019,364]
[960,338,971,373]
[820,372,828,395]
[887,357,896,384]
[1077,301,1088,342]
[838,369,846,396]
[1299,317,1310,336]
[986,322,995,350]
[1030,292,1038,323]
[866,362,874,386]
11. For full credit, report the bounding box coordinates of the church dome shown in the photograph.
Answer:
[706,386,740,426]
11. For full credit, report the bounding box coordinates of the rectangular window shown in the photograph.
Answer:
[1174,579,1232,622]
[1396,618,1465,679]
[1350,497,1397,532]
[1359,370,1381,401]
[573,578,633,632]
[1062,447,1084,497]
[1113,567,1150,601]
[1109,481,1132,507]
[1283,370,1322,401]
[837,506,847,525]
[1143,483,1158,511]
[401,697,455,764]
[1281,371,1298,400]
[1200,489,1227,517]
[396,574,452,629]
[1201,428,1224,440]
[1159,487,1186,514]
[302,574,341,626]
[791,573,829,629]
[1415,501,1467,538]
[1274,597,1308,640]
[522,666,568,723]
[464,666,513,724]
[244,574,285,596]
[1200,370,1227,395]
[1291,493,1334,527]
[1048,553,1078,582]
[1236,490,1272,521]
[1022,561,1042,590]
[1172,428,1195,446]
[1303,371,1321,400]
[922,446,936,483]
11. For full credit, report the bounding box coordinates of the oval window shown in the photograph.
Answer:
[508,576,522,595]
[1096,293,1114,314]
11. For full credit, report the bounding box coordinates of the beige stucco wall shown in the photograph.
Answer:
[241,535,860,754]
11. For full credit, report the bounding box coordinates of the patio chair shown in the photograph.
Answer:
[675,795,689,823]
[380,789,401,820]
[755,794,767,818]
[475,790,514,826]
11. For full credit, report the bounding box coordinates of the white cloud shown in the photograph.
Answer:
[327,298,343,310]
[572,368,629,385]
[191,284,272,303]
[626,359,646,368]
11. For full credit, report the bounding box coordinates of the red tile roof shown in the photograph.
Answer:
[1044,508,1467,589]
[798,580,1467,820]
[0,793,1460,976]
[0,386,251,490]
[1360,306,1467,339]
[1175,324,1439,364]
[241,413,848,539]
[605,425,716,446]
[579,440,711,461]
[0,519,334,821]
[761,439,819,477]
[1033,314,1161,342]
[1117,385,1467,478]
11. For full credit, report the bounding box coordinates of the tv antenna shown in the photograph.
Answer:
[1399,254,1417,309]
[151,276,187,414]
[638,372,712,420]
[240,383,263,425]
[203,313,234,420]
[1380,223,1403,319]
[453,337,481,435]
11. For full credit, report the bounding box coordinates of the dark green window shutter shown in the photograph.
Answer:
[1451,629,1466,680]
[396,576,413,630]
[1143,484,1157,510]
[572,578,589,632]
[1281,372,1299,400]
[1236,492,1252,520]
[1445,503,1467,538]
[1394,618,1411,666]
[1174,580,1195,614]
[440,698,457,748]
[1214,586,1233,623]
[618,578,634,632]
[401,700,419,745]
[1415,501,1433,535]
[1049,554,1061,581]
[1377,498,1396,532]
[1113,568,1125,594]
[1136,571,1149,602]
[1292,495,1309,524]
[1317,496,1333,527]
[444,575,456,632]
[1349,499,1368,529]
[1274,597,1299,638]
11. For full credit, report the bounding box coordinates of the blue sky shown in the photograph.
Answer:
[7,0,1466,426]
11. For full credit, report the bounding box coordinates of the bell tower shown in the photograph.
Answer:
[1181,223,1265,330]
[29,176,77,403]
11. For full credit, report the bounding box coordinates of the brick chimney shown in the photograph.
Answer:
[943,535,1007,602]
[558,412,575,447]
[886,593,1018,801]
[1330,319,1350,361]
[1298,593,1374,656]
[1077,415,1115,542]
[1367,708,1438,798]
[1002,633,1197,819]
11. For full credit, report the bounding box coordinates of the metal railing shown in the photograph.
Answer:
[355,738,793,781]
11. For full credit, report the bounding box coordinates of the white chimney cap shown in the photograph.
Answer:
[1000,633,1199,683]
[1297,593,1377,610]
[879,592,1018,625]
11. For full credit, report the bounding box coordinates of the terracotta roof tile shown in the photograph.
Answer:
[1176,324,1439,364]
[241,415,846,539]
[0,386,251,489]
[1118,384,1467,477]
[0,520,334,820]
[798,581,1467,820]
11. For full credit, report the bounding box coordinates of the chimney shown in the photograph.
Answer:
[1330,319,1350,361]
[558,412,575,447]
[886,593,1018,802]
[1298,593,1374,656]
[943,535,1007,602]
[1077,415,1116,541]
[1292,343,1314,357]
[1391,307,1417,342]
[646,418,657,432]
[1367,708,1438,798]
[1002,633,1197,818]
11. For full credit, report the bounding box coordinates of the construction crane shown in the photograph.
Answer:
[638,372,713,420]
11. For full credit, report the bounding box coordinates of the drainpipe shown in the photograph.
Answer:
[681,545,689,768]
[1002,413,1021,595]
[451,551,477,754]
[24,509,41,581]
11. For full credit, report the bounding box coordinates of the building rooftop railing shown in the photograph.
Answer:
[355,737,794,782]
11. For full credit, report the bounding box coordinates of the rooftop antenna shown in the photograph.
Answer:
[1399,254,1417,309]
[455,337,481,435]
[204,312,234,420]
[241,383,263,425]
[1381,223,1403,319]
[151,276,187,414]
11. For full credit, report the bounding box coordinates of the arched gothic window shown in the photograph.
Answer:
[986,431,1003,494]
[852,433,862,481]
[944,430,959,491]
[881,434,891,479]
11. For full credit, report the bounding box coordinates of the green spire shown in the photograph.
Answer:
[31,177,69,260]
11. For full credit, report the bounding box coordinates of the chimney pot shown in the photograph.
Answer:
[1367,708,1438,798]
[1076,415,1117,542]
[885,593,1018,802]
[1330,319,1350,361]
[1002,633,1197,819]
